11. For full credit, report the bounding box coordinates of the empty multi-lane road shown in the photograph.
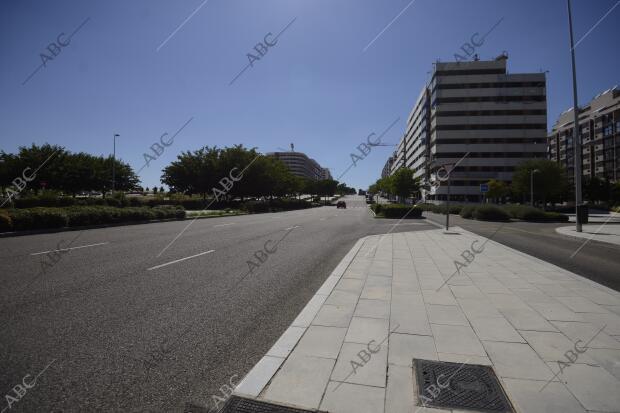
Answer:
[0,195,436,411]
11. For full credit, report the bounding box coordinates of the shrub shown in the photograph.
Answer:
[378,204,423,219]
[370,203,382,214]
[8,207,68,230]
[459,205,476,219]
[472,205,511,222]
[502,205,569,222]
[0,210,12,231]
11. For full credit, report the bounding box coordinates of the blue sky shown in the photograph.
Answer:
[1,0,618,190]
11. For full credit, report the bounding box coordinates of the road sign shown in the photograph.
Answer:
[480,184,489,193]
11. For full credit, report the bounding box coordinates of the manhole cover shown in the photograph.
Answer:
[414,359,513,412]
[218,395,322,413]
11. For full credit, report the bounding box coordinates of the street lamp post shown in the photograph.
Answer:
[530,169,539,207]
[112,133,119,196]
[567,0,583,232]
[446,174,451,231]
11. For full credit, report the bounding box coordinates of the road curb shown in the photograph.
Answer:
[233,234,369,399]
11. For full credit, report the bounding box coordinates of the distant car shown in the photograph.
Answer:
[366,197,375,204]
[336,201,347,209]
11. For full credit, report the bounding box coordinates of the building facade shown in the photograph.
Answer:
[548,86,620,183]
[267,151,326,181]
[389,55,548,202]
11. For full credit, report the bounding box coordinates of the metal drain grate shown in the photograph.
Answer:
[414,359,513,412]
[218,396,321,413]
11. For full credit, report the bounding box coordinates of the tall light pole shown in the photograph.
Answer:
[567,0,583,232]
[112,133,119,195]
[530,169,539,207]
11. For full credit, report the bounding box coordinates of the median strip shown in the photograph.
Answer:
[147,249,215,271]
[30,242,109,256]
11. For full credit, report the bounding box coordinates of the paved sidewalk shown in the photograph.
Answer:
[234,227,620,413]
[557,223,620,247]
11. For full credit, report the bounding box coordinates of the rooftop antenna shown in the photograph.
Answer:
[290,143,294,152]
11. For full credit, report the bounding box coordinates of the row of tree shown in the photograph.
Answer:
[0,144,341,201]
[0,144,138,196]
[370,159,620,205]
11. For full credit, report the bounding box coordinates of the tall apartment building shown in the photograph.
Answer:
[382,152,396,179]
[267,151,327,181]
[548,86,620,182]
[390,55,548,202]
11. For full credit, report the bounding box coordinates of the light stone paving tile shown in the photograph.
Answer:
[457,298,503,319]
[476,281,512,294]
[392,281,420,294]
[316,275,341,296]
[326,289,360,307]
[342,269,367,280]
[235,355,284,397]
[483,341,554,381]
[294,325,347,359]
[486,293,530,310]
[586,348,620,381]
[335,278,365,293]
[603,304,620,317]
[546,362,620,412]
[366,275,392,287]
[422,289,458,306]
[355,299,390,319]
[419,277,445,290]
[579,311,620,336]
[392,292,425,307]
[575,287,620,306]
[331,342,387,387]
[437,352,492,366]
[499,307,559,332]
[531,283,581,297]
[555,296,609,313]
[426,304,469,326]
[510,288,554,304]
[345,316,389,344]
[501,378,586,413]
[527,301,583,322]
[551,321,620,350]
[469,317,525,343]
[263,354,335,409]
[445,274,473,286]
[431,324,486,356]
[320,382,385,413]
[385,364,414,413]
[517,330,598,364]
[391,302,432,336]
[266,326,307,358]
[389,333,437,366]
[449,285,485,299]
[312,304,355,328]
[291,294,328,328]
[499,278,533,289]
[361,285,391,300]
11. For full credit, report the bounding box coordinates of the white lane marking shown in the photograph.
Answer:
[214,222,236,227]
[147,249,215,271]
[30,242,109,256]
[284,225,300,231]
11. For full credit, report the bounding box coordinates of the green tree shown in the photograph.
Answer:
[389,168,420,201]
[486,179,510,202]
[512,159,568,206]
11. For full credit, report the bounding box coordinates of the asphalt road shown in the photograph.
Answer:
[0,195,437,412]
[425,211,620,292]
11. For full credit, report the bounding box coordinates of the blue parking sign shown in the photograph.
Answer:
[480,184,489,193]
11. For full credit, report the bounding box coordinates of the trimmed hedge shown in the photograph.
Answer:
[241,198,317,213]
[375,204,423,219]
[502,205,569,222]
[459,205,476,219]
[472,205,511,222]
[2,205,185,231]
